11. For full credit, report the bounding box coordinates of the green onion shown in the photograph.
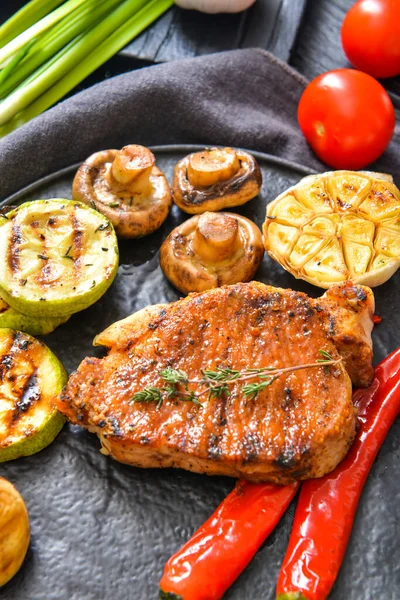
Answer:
[0,0,65,49]
[0,0,173,136]
[0,0,121,99]
[0,0,151,126]
[0,40,35,90]
[0,0,102,66]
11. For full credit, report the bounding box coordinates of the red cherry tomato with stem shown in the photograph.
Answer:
[342,0,400,79]
[298,69,395,170]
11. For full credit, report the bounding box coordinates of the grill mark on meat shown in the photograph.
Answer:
[275,444,297,469]
[242,431,263,463]
[208,433,222,459]
[57,281,374,483]
[108,416,123,437]
[328,316,336,335]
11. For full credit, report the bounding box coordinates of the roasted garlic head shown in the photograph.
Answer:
[0,477,30,587]
[72,145,171,238]
[263,170,400,288]
[160,211,264,294]
[172,147,262,214]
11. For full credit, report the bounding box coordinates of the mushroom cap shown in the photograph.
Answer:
[172,148,262,214]
[160,212,264,294]
[72,148,172,239]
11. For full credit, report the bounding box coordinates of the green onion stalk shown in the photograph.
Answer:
[0,0,121,98]
[0,0,174,136]
[0,0,65,48]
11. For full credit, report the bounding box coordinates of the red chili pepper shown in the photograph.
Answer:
[159,480,299,600]
[276,347,400,600]
[373,314,382,324]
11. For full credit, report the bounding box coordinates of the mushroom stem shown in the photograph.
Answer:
[187,148,240,188]
[192,212,240,262]
[107,144,155,194]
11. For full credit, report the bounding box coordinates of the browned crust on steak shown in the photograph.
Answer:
[55,282,372,483]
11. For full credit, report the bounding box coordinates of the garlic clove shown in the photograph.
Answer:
[175,0,256,14]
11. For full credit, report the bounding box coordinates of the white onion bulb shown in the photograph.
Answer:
[175,0,257,14]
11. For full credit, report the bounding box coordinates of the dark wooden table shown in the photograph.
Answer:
[1,0,399,106]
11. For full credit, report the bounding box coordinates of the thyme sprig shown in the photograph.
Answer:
[132,350,341,409]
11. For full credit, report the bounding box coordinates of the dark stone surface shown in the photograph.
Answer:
[1,149,400,600]
[0,0,399,598]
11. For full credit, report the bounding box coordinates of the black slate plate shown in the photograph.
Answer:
[1,146,399,600]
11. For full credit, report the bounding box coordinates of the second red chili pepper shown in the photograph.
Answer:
[276,347,400,600]
[159,480,299,600]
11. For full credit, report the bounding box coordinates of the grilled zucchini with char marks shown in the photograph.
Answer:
[0,328,67,462]
[0,199,118,317]
[0,296,69,335]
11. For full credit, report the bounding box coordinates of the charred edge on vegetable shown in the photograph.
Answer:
[9,222,22,273]
[0,333,40,433]
[72,210,83,269]
[14,371,40,418]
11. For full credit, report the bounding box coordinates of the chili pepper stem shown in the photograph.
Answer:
[159,592,183,600]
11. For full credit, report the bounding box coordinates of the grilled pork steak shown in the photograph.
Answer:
[57,281,374,483]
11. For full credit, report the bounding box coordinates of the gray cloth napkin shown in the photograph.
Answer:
[0,48,399,200]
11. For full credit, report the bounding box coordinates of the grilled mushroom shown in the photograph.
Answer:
[160,211,264,294]
[72,145,172,238]
[172,147,262,214]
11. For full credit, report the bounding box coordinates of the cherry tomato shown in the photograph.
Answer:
[342,0,400,79]
[298,69,395,169]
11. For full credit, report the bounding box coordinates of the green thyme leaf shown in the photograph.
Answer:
[317,349,335,362]
[160,367,188,384]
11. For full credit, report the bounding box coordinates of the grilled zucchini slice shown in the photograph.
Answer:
[0,199,119,317]
[0,328,67,462]
[0,477,30,587]
[0,296,69,335]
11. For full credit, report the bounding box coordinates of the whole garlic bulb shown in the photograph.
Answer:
[175,0,257,13]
